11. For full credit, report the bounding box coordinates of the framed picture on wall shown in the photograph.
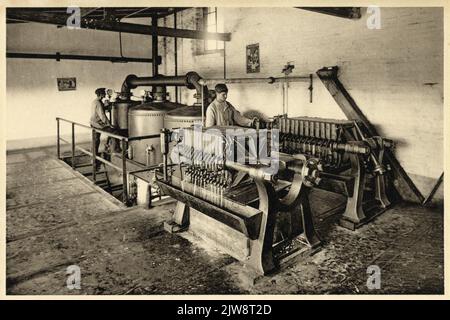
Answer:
[57,77,77,91]
[246,43,260,73]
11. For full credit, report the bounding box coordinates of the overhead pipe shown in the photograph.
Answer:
[203,75,314,104]
[120,71,209,106]
[7,52,155,63]
[7,10,232,41]
[203,75,312,85]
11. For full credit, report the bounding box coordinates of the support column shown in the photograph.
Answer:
[152,15,158,77]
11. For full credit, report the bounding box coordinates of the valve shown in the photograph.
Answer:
[301,158,323,187]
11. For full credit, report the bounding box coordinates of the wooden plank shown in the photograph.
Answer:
[316,66,425,203]
[157,179,262,239]
[423,172,444,205]
[297,7,361,19]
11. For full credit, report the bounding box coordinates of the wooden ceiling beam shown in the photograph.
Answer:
[297,7,361,19]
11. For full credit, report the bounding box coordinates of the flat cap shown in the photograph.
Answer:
[214,83,228,93]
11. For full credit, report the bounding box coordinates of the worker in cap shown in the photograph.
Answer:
[205,83,258,128]
[90,88,116,168]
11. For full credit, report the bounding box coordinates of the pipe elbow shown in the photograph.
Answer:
[185,71,201,90]
[186,71,208,105]
[121,74,138,95]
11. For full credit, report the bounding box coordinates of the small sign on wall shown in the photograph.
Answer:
[246,43,260,73]
[57,77,77,91]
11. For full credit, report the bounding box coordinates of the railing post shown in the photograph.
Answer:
[71,123,75,169]
[92,129,97,183]
[122,138,128,205]
[56,118,60,160]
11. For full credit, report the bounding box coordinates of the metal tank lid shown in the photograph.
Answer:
[129,101,182,115]
[165,105,203,119]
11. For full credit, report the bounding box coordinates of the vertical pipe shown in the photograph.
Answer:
[161,129,169,181]
[91,129,97,183]
[163,152,168,181]
[223,41,226,79]
[286,78,289,116]
[152,15,158,77]
[56,118,60,160]
[201,84,205,126]
[174,11,178,103]
[122,139,128,205]
[71,123,75,169]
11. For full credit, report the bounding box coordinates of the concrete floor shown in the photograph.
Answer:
[5,146,444,295]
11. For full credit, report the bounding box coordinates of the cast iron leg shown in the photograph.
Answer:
[298,188,321,248]
[246,180,278,275]
[164,201,189,233]
[340,154,366,229]
[375,174,390,208]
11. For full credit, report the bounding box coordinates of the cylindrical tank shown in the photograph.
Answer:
[164,105,203,130]
[164,106,204,164]
[128,102,181,165]
[111,100,140,130]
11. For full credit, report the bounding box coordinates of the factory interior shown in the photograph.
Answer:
[4,6,444,295]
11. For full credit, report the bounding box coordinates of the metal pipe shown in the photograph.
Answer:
[92,129,97,183]
[286,77,289,115]
[58,137,123,172]
[223,41,226,80]
[92,153,123,171]
[7,10,232,41]
[174,11,178,103]
[74,145,92,157]
[57,117,90,128]
[57,117,159,142]
[71,123,75,169]
[126,75,189,88]
[56,118,60,160]
[152,15,158,76]
[58,137,70,145]
[120,71,209,105]
[160,129,170,181]
[203,76,311,86]
[128,134,161,141]
[224,161,276,183]
[7,52,153,63]
[128,165,161,175]
[122,139,128,205]
[201,84,205,126]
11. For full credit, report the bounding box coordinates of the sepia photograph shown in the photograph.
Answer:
[2,1,446,298]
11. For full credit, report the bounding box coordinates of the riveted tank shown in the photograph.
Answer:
[111,99,140,130]
[128,101,183,166]
[164,106,204,165]
[164,105,203,130]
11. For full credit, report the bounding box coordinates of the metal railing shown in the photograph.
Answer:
[56,117,160,205]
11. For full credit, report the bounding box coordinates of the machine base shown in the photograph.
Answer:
[339,201,390,230]
[163,220,189,233]
[275,236,321,267]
